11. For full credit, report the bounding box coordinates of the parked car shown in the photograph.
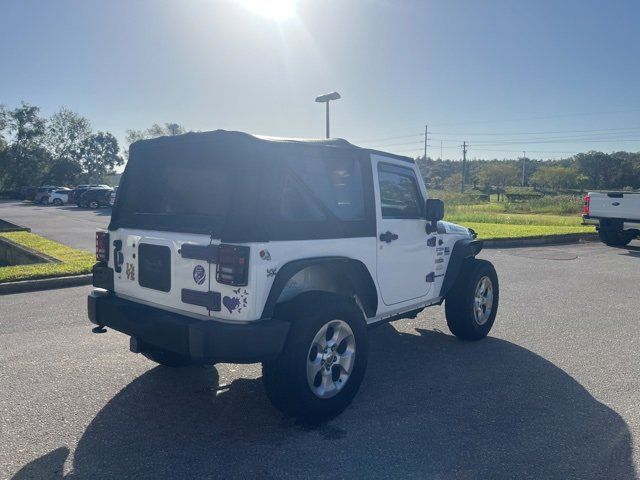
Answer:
[89,130,498,421]
[109,186,118,207]
[71,184,111,205]
[34,186,60,204]
[79,187,113,208]
[19,186,37,201]
[583,191,640,246]
[48,188,72,206]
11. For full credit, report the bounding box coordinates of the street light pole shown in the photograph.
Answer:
[326,102,330,139]
[315,92,341,138]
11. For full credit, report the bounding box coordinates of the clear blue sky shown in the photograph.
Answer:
[2,0,639,160]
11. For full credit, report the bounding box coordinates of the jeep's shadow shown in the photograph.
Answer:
[13,326,635,479]
[620,243,640,258]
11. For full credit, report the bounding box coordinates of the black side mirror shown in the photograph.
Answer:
[425,198,444,222]
[425,198,444,234]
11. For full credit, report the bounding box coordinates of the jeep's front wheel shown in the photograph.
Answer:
[262,293,368,421]
[445,259,499,341]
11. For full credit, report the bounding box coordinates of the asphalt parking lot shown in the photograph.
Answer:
[0,201,109,252]
[1,239,639,479]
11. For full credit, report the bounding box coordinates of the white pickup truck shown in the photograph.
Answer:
[583,192,640,246]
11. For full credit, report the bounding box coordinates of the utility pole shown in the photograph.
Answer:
[440,140,443,160]
[423,125,428,161]
[461,141,467,193]
[423,124,428,179]
[521,150,527,187]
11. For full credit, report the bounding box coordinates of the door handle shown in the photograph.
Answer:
[379,231,399,243]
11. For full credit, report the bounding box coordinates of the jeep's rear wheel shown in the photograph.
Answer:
[89,200,100,209]
[142,349,192,367]
[262,292,368,421]
[445,258,499,341]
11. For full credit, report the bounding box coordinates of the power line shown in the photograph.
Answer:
[352,132,423,143]
[433,107,640,127]
[432,126,640,136]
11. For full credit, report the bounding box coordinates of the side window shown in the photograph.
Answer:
[279,174,327,222]
[377,164,424,219]
[287,155,365,221]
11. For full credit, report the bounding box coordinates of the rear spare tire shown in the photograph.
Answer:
[445,258,499,341]
[262,292,368,422]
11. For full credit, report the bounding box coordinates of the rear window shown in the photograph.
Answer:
[118,161,234,218]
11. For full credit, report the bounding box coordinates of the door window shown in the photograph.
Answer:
[377,164,424,219]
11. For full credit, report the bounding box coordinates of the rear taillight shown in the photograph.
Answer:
[582,194,590,215]
[216,244,249,286]
[96,231,110,262]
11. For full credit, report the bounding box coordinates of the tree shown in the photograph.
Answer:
[0,102,49,189]
[0,104,7,143]
[477,163,519,201]
[45,108,92,185]
[124,122,186,160]
[529,166,583,192]
[125,122,186,145]
[80,132,123,182]
[6,102,47,149]
[574,151,610,189]
[46,108,92,162]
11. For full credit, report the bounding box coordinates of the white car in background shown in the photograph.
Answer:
[48,188,72,206]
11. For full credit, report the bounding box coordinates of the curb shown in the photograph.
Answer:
[483,232,599,249]
[0,274,92,295]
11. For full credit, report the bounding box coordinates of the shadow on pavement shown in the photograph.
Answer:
[56,206,112,216]
[621,244,640,258]
[12,326,636,479]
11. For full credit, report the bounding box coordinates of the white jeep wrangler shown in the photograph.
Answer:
[89,130,499,420]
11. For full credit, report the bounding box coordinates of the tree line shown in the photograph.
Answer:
[418,150,640,193]
[0,101,186,191]
[2,100,639,193]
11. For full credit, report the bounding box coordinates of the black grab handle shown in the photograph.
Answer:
[379,231,399,243]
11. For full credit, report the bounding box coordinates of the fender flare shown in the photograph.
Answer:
[439,238,483,299]
[260,256,378,320]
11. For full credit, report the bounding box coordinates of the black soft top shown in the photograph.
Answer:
[109,130,411,241]
[125,129,413,163]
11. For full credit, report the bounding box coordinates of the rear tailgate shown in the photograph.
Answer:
[112,228,214,317]
[589,192,640,221]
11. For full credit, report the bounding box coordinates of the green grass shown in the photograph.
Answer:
[439,195,592,239]
[0,232,95,283]
[446,211,585,227]
[462,222,593,240]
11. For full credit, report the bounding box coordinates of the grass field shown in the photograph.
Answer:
[445,203,595,239]
[0,231,94,283]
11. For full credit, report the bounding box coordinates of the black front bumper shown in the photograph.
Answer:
[88,291,289,364]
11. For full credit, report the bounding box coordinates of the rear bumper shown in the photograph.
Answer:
[88,290,290,364]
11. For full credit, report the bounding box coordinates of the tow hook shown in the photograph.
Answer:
[91,325,107,334]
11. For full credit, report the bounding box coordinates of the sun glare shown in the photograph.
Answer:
[237,0,297,21]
